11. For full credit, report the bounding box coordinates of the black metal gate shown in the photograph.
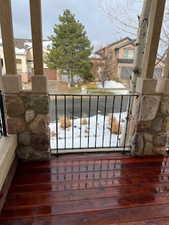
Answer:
[49,94,138,154]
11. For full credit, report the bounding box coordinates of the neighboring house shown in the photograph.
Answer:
[90,54,104,81]
[0,37,164,84]
[0,38,58,82]
[0,38,31,82]
[26,40,58,81]
[93,37,164,84]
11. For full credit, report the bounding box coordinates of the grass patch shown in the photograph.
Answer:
[87,90,113,95]
[85,82,97,89]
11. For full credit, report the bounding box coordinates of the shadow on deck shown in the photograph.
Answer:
[1,153,169,225]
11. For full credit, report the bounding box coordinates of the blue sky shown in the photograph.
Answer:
[10,0,142,50]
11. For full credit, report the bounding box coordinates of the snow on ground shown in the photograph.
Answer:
[104,80,126,89]
[50,112,127,150]
[96,80,129,95]
[114,89,129,95]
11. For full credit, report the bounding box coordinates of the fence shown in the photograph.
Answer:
[49,94,138,154]
[0,91,7,137]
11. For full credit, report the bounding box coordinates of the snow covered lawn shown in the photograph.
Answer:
[96,80,129,95]
[50,112,127,150]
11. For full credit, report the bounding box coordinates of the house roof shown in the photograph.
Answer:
[115,39,136,50]
[0,38,26,55]
[14,38,32,49]
[95,37,132,54]
[14,38,51,50]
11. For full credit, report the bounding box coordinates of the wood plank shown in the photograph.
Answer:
[2,155,169,224]
[0,200,169,221]
[2,216,169,225]
[9,172,169,194]
[2,215,169,225]
[4,182,169,210]
[14,164,168,177]
[17,155,168,170]
[0,157,18,213]
[11,168,169,186]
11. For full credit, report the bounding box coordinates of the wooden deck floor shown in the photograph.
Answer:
[1,153,169,225]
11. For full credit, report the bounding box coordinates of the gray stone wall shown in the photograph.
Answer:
[130,94,169,156]
[5,91,50,161]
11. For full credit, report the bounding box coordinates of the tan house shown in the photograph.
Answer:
[0,38,31,82]
[0,38,58,82]
[26,40,59,81]
[92,37,164,83]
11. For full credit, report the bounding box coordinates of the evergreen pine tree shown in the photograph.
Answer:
[46,9,93,86]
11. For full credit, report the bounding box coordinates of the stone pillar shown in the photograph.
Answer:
[0,0,50,161]
[5,91,50,161]
[130,93,169,156]
[128,0,168,156]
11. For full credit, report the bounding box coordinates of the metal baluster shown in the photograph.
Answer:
[72,96,74,149]
[102,96,107,148]
[95,96,99,148]
[117,95,123,147]
[80,96,82,149]
[109,96,115,147]
[55,95,58,152]
[88,96,91,148]
[64,96,66,149]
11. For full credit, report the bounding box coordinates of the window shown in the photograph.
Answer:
[27,60,33,63]
[16,58,22,64]
[124,48,134,59]
[120,66,133,80]
[154,68,163,79]
[16,59,22,73]
[107,50,112,58]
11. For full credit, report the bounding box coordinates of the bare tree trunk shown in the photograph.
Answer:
[164,47,169,79]
[121,0,152,147]
[70,72,74,87]
[131,0,152,92]
[0,59,3,90]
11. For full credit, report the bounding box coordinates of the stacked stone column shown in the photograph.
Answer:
[129,79,169,156]
[3,75,50,161]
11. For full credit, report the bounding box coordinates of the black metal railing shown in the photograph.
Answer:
[0,91,7,137]
[49,94,138,153]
